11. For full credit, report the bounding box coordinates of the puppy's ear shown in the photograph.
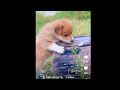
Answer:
[55,25,63,35]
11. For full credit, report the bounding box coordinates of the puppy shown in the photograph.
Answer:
[36,19,74,79]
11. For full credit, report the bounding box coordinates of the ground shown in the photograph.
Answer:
[41,37,91,79]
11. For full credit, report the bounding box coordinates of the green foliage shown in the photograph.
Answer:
[70,47,77,54]
[36,11,91,36]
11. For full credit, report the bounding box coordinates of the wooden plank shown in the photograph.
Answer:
[52,36,91,79]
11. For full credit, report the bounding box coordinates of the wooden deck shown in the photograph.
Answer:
[52,36,91,79]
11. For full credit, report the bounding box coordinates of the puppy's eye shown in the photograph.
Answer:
[64,34,68,37]
[61,25,63,29]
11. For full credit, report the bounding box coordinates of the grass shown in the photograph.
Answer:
[69,47,90,79]
[72,19,91,36]
[76,59,89,79]
[42,55,54,77]
[70,47,77,54]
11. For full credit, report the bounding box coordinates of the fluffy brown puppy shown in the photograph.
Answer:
[36,19,74,79]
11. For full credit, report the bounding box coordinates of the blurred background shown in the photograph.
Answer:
[36,11,91,36]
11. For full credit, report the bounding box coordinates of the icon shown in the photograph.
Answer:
[39,74,45,79]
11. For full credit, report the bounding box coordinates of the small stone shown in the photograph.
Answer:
[84,66,88,70]
[77,65,79,66]
[84,72,88,74]
[84,55,88,59]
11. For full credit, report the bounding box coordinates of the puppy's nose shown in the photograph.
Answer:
[71,40,74,42]
[71,37,74,42]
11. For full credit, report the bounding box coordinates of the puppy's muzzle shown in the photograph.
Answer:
[71,37,74,42]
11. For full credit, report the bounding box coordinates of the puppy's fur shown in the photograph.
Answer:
[36,19,73,79]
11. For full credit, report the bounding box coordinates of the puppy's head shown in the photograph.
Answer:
[54,19,74,43]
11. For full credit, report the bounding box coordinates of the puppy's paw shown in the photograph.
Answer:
[49,43,65,53]
[55,46,65,53]
[78,42,83,46]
